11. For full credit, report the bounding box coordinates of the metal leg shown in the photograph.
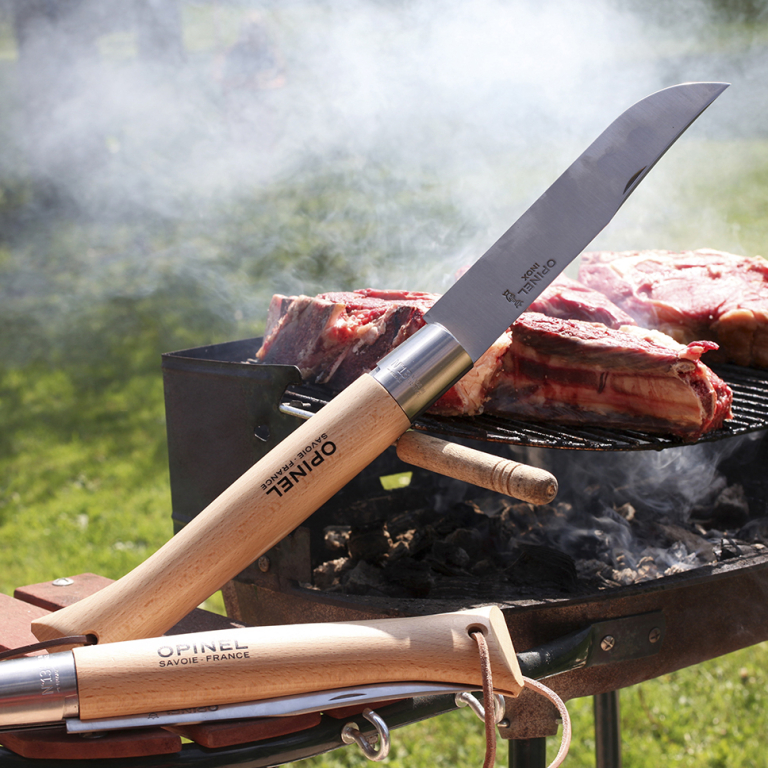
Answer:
[509,737,548,768]
[594,691,621,768]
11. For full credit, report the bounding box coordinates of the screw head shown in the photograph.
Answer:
[52,577,74,587]
[258,556,271,573]
[600,635,616,652]
[649,627,662,644]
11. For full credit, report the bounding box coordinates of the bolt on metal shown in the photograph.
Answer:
[600,635,616,652]
[648,627,662,644]
[258,556,271,573]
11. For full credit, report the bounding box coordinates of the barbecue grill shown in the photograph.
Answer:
[162,337,768,766]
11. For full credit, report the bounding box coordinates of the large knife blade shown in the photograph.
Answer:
[31,82,727,645]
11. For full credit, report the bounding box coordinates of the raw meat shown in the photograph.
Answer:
[528,275,637,329]
[256,289,733,440]
[579,249,768,368]
[484,315,732,440]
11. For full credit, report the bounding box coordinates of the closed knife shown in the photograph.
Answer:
[5,608,520,728]
[31,82,728,645]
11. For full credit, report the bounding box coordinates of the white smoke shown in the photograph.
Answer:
[1,0,763,345]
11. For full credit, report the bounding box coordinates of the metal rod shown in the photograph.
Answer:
[509,737,548,768]
[594,691,622,768]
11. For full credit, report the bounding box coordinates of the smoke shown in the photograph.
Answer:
[0,0,764,364]
[505,430,767,580]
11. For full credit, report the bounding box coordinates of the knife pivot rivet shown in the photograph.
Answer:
[648,627,662,644]
[600,635,616,652]
[257,556,271,573]
[52,577,74,587]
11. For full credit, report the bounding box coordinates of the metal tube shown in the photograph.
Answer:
[509,737,548,768]
[594,691,622,768]
[0,652,78,728]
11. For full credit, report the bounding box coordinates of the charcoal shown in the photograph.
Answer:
[655,523,717,564]
[505,544,579,592]
[392,526,433,558]
[710,484,750,528]
[444,527,484,559]
[738,517,768,543]
[313,557,350,590]
[343,561,388,596]
[386,509,430,538]
[311,467,764,597]
[430,540,471,570]
[323,525,351,555]
[347,525,391,562]
[382,557,435,597]
[471,559,499,577]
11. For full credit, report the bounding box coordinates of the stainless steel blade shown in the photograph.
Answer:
[426,81,728,361]
[66,681,478,733]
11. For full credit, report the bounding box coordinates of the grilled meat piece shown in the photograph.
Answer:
[256,288,733,440]
[579,249,768,368]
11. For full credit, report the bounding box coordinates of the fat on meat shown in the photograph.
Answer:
[256,288,733,440]
[528,275,637,329]
[579,249,768,368]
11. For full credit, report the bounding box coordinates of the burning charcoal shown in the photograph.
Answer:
[505,544,579,593]
[343,561,389,596]
[393,526,434,558]
[382,556,435,597]
[430,540,471,571]
[656,523,717,564]
[576,558,615,586]
[717,537,746,560]
[347,525,391,562]
[610,568,636,585]
[615,503,636,522]
[324,525,351,555]
[708,484,750,528]
[386,509,429,538]
[471,559,498,577]
[738,517,768,544]
[384,540,409,565]
[445,527,484,560]
[313,557,351,590]
[469,496,512,519]
[432,501,481,534]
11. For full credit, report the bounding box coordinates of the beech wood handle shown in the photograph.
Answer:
[396,432,558,505]
[72,607,524,720]
[32,374,411,645]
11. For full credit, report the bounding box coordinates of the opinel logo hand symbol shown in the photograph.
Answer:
[502,290,524,308]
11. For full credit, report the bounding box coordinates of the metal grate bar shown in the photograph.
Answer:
[286,364,768,452]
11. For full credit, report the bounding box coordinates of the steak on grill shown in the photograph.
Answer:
[256,288,733,440]
[528,275,637,329]
[578,249,768,368]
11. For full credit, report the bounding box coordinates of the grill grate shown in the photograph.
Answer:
[285,364,768,452]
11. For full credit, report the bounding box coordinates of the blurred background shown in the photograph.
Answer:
[1,1,768,765]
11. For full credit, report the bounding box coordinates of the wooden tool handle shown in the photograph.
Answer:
[72,606,524,720]
[32,374,411,645]
[397,432,558,505]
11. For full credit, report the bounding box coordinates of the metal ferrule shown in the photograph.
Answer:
[0,651,78,728]
[371,322,473,421]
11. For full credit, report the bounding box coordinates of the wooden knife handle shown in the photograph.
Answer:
[72,607,524,720]
[32,374,411,645]
[397,432,558,505]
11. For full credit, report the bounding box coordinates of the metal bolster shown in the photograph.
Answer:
[370,323,473,421]
[0,652,78,729]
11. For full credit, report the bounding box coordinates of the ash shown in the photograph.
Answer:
[311,483,766,601]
